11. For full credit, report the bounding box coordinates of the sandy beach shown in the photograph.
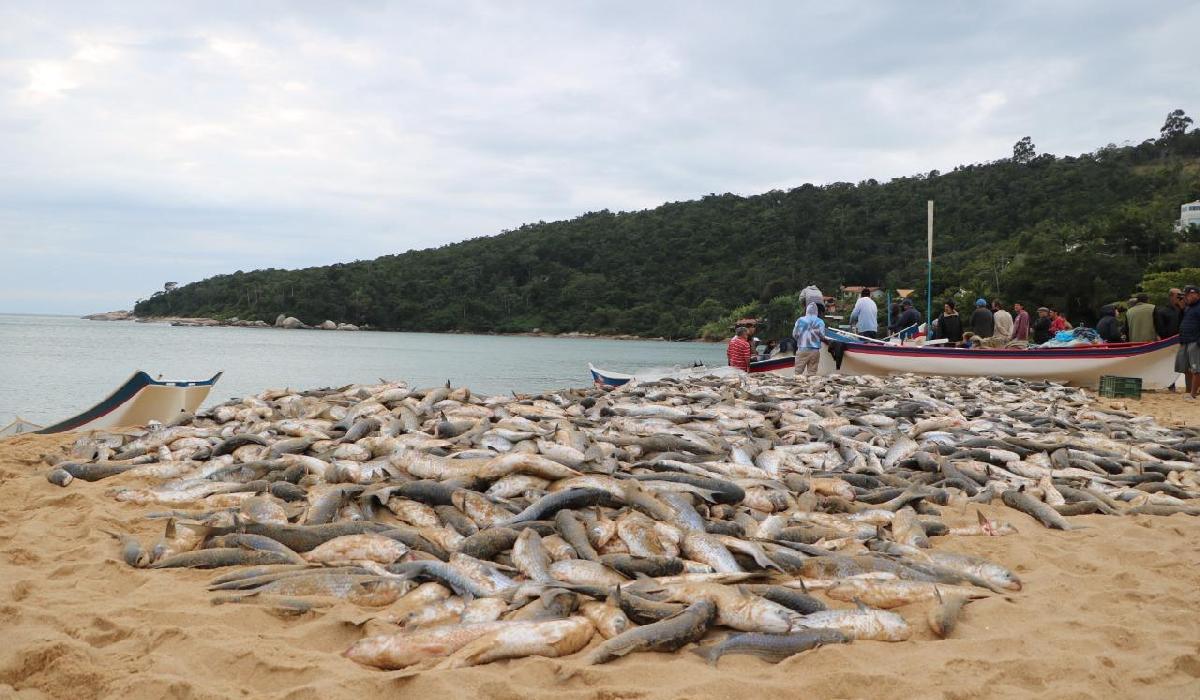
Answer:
[2,424,1198,699]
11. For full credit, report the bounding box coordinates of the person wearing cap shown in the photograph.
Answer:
[1176,285,1200,399]
[969,298,994,339]
[792,303,827,375]
[1156,288,1186,391]
[727,326,752,372]
[1155,288,1185,340]
[1031,307,1053,344]
[1125,293,1156,343]
[888,299,922,340]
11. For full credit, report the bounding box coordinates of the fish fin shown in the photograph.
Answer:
[165,517,176,539]
[933,585,943,603]
[853,597,869,612]
[688,644,721,666]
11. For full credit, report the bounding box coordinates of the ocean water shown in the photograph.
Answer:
[0,315,725,426]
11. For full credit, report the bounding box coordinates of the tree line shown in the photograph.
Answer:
[135,111,1200,340]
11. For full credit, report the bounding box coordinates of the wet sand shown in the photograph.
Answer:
[2,431,1199,699]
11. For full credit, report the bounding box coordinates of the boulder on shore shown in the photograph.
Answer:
[280,316,306,329]
[336,323,359,331]
[318,320,337,330]
[274,314,287,328]
[82,310,133,321]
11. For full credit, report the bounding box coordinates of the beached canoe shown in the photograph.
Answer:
[588,363,741,388]
[36,370,222,433]
[825,336,1178,389]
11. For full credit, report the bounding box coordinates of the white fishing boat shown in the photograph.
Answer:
[588,362,741,388]
[36,371,222,433]
[827,336,1178,389]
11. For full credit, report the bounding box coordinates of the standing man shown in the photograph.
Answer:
[991,300,1014,345]
[727,326,752,372]
[1125,293,1156,343]
[1012,302,1031,343]
[1031,307,1053,344]
[970,299,994,339]
[800,283,825,318]
[849,289,879,338]
[888,299,922,340]
[1176,285,1200,400]
[1158,288,1188,391]
[792,303,826,375]
[1154,288,1184,339]
[935,301,964,344]
[1096,305,1123,343]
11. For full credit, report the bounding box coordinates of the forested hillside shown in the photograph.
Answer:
[135,114,1200,339]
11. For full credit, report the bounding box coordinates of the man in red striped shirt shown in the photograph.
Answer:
[727,326,751,372]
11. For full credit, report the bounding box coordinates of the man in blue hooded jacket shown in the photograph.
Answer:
[969,298,994,339]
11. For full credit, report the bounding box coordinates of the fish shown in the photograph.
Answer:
[56,371,1200,673]
[793,608,912,641]
[1001,489,1074,530]
[585,599,717,665]
[691,628,850,665]
[302,534,409,565]
[825,579,987,609]
[344,621,511,669]
[436,617,595,668]
[927,588,970,638]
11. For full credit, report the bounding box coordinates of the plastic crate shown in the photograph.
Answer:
[1098,375,1141,399]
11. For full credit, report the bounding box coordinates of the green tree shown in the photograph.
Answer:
[1141,267,1200,305]
[1012,136,1036,164]
[1160,109,1193,141]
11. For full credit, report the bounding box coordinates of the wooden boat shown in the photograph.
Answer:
[36,371,222,433]
[588,363,740,388]
[825,336,1178,389]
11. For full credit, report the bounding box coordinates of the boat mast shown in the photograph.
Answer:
[926,200,933,335]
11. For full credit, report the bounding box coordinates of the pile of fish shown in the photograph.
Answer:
[44,372,1200,671]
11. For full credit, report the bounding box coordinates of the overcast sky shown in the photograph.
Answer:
[0,1,1194,314]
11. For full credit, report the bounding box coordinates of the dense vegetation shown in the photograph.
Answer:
[136,113,1200,340]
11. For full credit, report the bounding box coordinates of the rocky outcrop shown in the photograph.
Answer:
[318,320,338,330]
[336,323,359,331]
[82,310,134,321]
[280,316,307,330]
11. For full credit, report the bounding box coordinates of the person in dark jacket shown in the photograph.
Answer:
[969,298,994,339]
[1155,288,1185,339]
[888,299,922,339]
[934,301,964,344]
[1177,286,1200,399]
[1096,305,1122,343]
[1031,306,1053,344]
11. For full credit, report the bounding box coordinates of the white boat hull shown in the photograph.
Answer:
[38,371,222,433]
[828,338,1178,389]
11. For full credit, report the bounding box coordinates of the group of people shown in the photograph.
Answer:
[725,285,1200,398]
[725,302,828,375]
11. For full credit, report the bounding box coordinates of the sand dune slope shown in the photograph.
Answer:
[1,433,1198,700]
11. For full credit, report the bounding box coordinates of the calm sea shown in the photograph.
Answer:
[0,314,725,426]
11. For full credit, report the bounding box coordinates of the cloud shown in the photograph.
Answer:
[0,1,1194,313]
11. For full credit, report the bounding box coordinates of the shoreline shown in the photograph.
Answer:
[81,310,717,343]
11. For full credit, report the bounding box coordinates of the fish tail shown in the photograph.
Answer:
[688,644,720,665]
